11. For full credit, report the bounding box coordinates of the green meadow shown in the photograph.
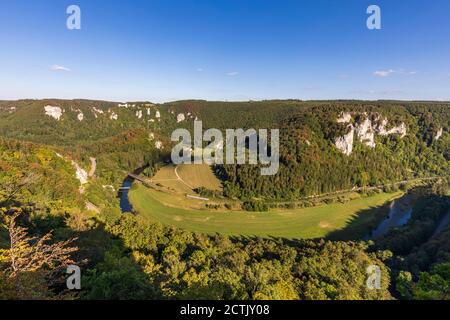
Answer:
[129,183,402,239]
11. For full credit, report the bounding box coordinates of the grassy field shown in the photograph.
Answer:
[150,164,222,194]
[129,183,403,239]
[177,164,223,191]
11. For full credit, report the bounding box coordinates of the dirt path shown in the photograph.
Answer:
[88,157,96,177]
[300,176,448,201]
[174,165,195,190]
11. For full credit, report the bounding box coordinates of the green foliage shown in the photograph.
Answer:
[84,214,392,300]
[217,101,449,200]
[407,264,450,300]
[1,99,449,300]
[241,201,269,212]
[194,187,223,199]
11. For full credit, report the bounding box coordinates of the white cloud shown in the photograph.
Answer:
[373,69,418,77]
[226,71,239,77]
[50,65,71,72]
[373,69,395,77]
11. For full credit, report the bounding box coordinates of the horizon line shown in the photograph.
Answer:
[1,97,449,104]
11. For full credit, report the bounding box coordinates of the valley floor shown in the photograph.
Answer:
[129,183,402,239]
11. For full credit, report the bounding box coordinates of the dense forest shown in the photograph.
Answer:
[0,99,449,300]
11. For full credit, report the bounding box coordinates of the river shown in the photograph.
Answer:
[119,177,135,213]
[369,194,413,239]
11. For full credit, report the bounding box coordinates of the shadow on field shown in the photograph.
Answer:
[324,202,392,241]
[227,198,394,243]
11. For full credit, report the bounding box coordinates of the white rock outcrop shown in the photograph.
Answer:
[71,161,88,185]
[93,107,104,114]
[155,111,161,119]
[337,112,352,124]
[380,122,407,138]
[435,128,443,141]
[77,112,84,121]
[335,125,355,156]
[44,106,63,121]
[334,113,408,155]
[177,113,186,123]
[136,110,143,119]
[355,118,376,148]
[375,118,389,135]
[155,141,163,150]
[109,111,118,120]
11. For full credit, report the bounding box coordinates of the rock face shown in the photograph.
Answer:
[334,113,407,155]
[375,118,389,135]
[72,161,88,185]
[77,112,84,121]
[109,111,118,120]
[355,118,376,148]
[93,107,104,114]
[335,125,355,156]
[155,141,163,150]
[92,107,104,118]
[44,106,63,121]
[337,112,352,124]
[435,128,443,141]
[177,113,186,123]
[136,110,143,119]
[155,111,161,119]
[379,122,407,138]
[54,151,89,192]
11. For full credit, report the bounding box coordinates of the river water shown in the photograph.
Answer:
[119,177,134,213]
[369,194,413,239]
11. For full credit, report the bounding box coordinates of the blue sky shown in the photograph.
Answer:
[0,0,449,102]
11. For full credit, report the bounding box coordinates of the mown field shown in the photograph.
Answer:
[129,182,403,239]
[150,164,222,195]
